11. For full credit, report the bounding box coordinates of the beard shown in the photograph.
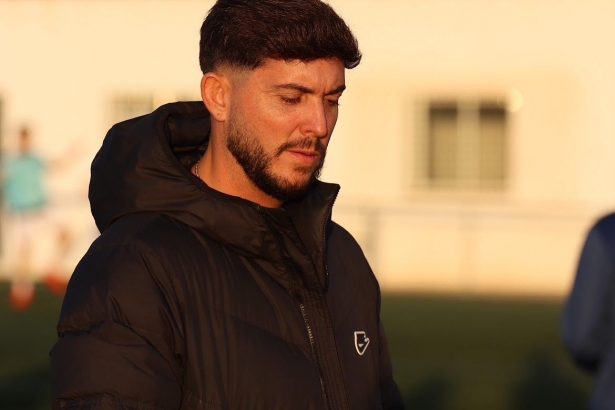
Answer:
[226,114,326,204]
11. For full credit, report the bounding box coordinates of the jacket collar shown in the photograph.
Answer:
[90,101,339,269]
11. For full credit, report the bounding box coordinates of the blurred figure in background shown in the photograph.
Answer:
[2,125,46,309]
[561,212,615,410]
[1,125,74,309]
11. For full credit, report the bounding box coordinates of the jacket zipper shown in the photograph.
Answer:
[322,191,338,293]
[317,191,350,409]
[299,302,331,410]
[256,206,331,410]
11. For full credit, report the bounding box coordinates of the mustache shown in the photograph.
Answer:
[275,138,326,157]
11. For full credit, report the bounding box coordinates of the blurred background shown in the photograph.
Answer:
[1,0,613,408]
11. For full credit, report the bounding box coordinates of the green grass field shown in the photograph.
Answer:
[0,282,61,410]
[382,294,592,409]
[0,283,592,410]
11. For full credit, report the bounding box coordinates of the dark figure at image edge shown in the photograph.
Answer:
[50,0,404,409]
[562,212,615,410]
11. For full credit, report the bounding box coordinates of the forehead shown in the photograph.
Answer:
[237,58,346,91]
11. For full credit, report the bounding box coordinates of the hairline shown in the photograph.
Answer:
[207,56,346,76]
[209,58,347,96]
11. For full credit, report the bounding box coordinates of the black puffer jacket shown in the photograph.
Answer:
[50,102,404,410]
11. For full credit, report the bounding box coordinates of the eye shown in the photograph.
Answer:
[327,99,340,107]
[280,96,301,105]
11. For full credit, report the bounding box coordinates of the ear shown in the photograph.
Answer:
[201,73,230,122]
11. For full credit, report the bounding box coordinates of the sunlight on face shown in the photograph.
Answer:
[225,58,346,203]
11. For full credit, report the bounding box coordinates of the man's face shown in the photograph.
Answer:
[225,58,345,203]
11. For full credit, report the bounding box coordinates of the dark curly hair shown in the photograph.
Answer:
[199,0,362,73]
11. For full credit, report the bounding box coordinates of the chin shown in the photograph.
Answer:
[287,173,316,189]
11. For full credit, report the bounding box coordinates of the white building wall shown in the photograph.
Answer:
[1,0,614,295]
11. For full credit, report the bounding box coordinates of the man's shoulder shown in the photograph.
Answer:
[326,221,382,312]
[72,213,191,279]
[91,212,199,255]
[72,212,210,290]
[327,220,376,278]
[328,220,363,253]
[79,211,234,288]
[60,213,192,334]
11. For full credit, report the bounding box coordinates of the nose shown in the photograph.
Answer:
[302,100,329,139]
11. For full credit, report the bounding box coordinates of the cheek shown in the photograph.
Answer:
[239,99,289,147]
[261,113,305,149]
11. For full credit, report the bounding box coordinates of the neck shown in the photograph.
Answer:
[194,143,282,208]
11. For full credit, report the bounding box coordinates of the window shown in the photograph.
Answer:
[415,98,507,190]
[110,95,154,124]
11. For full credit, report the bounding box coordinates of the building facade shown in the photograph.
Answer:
[2,0,614,295]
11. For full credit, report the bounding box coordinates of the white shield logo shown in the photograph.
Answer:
[354,331,370,356]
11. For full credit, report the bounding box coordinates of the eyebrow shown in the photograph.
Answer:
[273,83,346,96]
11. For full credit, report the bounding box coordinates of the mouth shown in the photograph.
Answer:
[287,149,318,157]
[285,149,320,164]
[276,138,326,169]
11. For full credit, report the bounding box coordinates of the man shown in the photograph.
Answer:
[562,212,615,410]
[51,0,404,408]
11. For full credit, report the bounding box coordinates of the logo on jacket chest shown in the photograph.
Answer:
[354,331,370,356]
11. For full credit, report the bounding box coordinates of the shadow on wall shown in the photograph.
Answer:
[509,350,587,410]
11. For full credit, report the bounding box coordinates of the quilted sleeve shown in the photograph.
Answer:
[50,244,185,410]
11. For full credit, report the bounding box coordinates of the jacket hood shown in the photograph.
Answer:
[89,101,339,263]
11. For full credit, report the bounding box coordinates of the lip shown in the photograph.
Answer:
[285,149,319,163]
[287,149,318,157]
